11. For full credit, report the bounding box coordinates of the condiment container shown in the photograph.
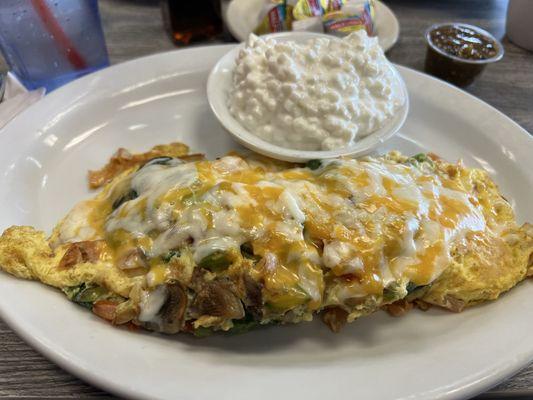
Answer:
[424,23,504,87]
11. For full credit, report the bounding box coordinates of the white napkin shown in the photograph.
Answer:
[0,73,45,130]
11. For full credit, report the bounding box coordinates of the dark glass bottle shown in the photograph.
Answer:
[161,0,223,46]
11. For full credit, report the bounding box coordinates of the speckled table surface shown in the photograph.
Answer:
[0,0,532,398]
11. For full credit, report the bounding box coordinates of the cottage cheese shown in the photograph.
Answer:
[228,31,405,151]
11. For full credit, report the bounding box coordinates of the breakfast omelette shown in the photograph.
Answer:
[0,143,531,335]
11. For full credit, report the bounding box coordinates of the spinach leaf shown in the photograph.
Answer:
[306,159,322,170]
[162,250,181,263]
[112,189,138,210]
[142,157,174,168]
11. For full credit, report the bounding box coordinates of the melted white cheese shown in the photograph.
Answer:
[139,285,167,322]
[106,162,198,236]
[193,237,239,263]
[278,190,306,223]
[57,202,98,244]
[150,209,208,257]
[104,154,488,297]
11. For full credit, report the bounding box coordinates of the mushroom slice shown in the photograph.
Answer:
[58,240,105,269]
[193,281,244,320]
[321,307,348,333]
[140,283,188,334]
[243,274,263,320]
[117,247,148,270]
[158,283,188,334]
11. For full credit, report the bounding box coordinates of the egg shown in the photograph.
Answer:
[0,143,531,335]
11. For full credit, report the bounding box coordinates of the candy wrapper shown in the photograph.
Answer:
[252,0,375,38]
[289,0,324,20]
[254,0,292,35]
[288,0,344,20]
[322,0,345,12]
[288,0,344,32]
[323,0,375,37]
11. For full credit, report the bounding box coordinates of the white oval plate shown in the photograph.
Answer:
[225,0,400,51]
[207,31,409,162]
[0,45,532,400]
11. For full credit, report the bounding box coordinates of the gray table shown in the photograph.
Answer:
[1,0,532,398]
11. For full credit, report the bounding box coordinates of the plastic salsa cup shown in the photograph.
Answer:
[424,22,504,87]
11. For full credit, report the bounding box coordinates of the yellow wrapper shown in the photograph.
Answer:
[288,0,344,20]
[290,0,324,20]
[254,0,292,35]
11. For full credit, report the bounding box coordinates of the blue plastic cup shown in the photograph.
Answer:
[0,0,109,92]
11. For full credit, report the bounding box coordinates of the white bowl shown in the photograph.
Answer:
[207,31,409,162]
